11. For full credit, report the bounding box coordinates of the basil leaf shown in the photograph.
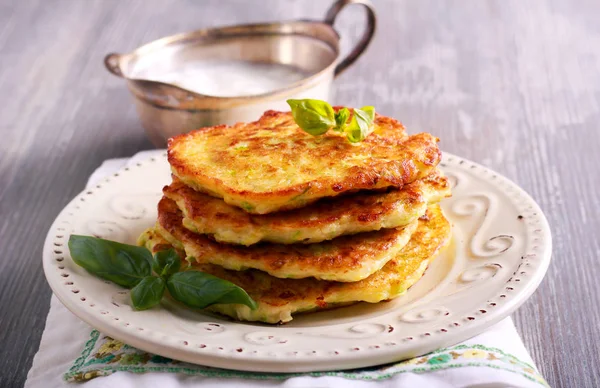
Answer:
[68,235,151,288]
[287,99,335,136]
[152,249,181,278]
[167,271,258,310]
[131,276,165,310]
[345,106,376,143]
[334,107,350,132]
[360,105,375,122]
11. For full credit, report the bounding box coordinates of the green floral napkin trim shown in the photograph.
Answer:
[65,330,548,386]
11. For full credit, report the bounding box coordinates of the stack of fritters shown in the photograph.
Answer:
[139,109,452,323]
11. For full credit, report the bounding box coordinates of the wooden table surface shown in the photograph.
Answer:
[1,0,599,386]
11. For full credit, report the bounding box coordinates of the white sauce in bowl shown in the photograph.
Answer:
[138,60,311,97]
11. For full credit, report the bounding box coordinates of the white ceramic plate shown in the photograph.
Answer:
[43,153,551,373]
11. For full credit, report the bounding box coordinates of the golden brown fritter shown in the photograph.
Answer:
[168,109,442,214]
[139,204,451,323]
[154,197,418,282]
[164,169,450,245]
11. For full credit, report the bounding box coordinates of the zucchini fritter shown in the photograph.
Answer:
[155,197,418,282]
[168,110,441,214]
[164,169,450,245]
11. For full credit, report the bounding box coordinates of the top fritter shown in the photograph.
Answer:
[168,109,441,214]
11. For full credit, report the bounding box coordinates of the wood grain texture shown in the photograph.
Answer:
[1,0,598,386]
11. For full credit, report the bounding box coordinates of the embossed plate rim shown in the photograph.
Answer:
[42,152,552,372]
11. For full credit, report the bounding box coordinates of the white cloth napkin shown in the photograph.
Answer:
[25,151,548,388]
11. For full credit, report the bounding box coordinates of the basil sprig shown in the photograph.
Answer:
[152,248,181,278]
[334,107,350,133]
[68,235,257,311]
[286,99,375,143]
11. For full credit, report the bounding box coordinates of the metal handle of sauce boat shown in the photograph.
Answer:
[325,0,377,78]
[104,53,124,77]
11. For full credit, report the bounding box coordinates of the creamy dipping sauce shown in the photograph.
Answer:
[140,60,311,97]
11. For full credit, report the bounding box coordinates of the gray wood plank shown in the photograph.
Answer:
[1,0,599,386]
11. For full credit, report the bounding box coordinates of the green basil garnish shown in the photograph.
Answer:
[68,235,151,288]
[131,276,165,310]
[152,248,181,278]
[167,271,258,310]
[346,106,375,143]
[287,99,375,142]
[68,235,257,312]
[334,107,350,132]
[287,99,335,136]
